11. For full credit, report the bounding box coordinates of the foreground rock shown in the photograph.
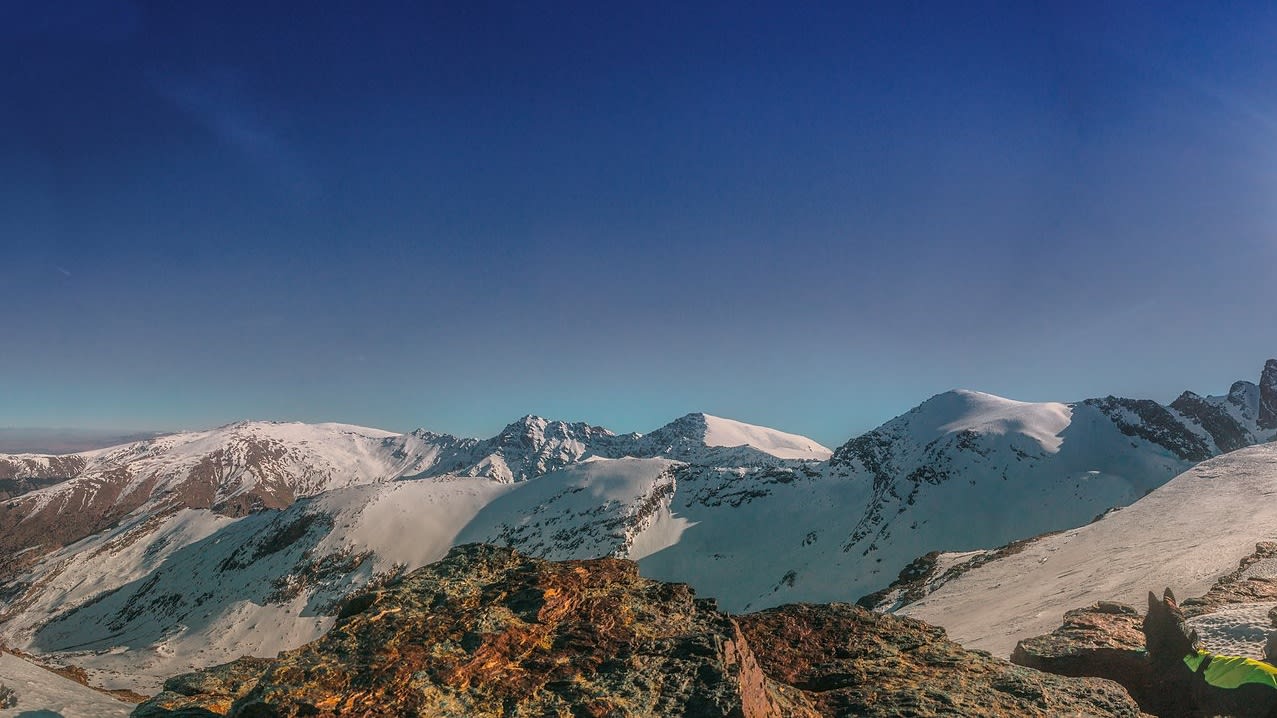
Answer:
[135,544,1143,718]
[1012,602,1159,712]
[740,602,1144,717]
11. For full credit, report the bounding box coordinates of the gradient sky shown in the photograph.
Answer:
[4,1,1277,447]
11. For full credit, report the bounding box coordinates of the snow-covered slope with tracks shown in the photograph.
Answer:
[898,443,1277,658]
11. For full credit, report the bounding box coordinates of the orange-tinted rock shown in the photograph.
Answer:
[135,545,1145,718]
[1011,602,1155,711]
[741,602,1146,717]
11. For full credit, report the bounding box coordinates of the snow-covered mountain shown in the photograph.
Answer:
[0,421,410,579]
[3,360,1276,693]
[0,453,87,500]
[0,413,825,581]
[0,459,720,690]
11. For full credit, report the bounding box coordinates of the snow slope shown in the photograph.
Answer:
[931,391,1071,452]
[4,460,687,690]
[899,443,1277,657]
[0,651,132,718]
[697,414,832,460]
[0,414,830,590]
[6,478,512,692]
[630,413,832,463]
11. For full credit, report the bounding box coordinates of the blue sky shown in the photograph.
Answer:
[3,1,1277,447]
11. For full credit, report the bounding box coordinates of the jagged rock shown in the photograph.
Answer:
[1084,396,1213,462]
[1011,602,1155,709]
[134,545,1145,717]
[1229,381,1260,415]
[1170,391,1250,453]
[1261,360,1277,430]
[856,532,1060,611]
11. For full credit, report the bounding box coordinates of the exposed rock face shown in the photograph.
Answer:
[1261,360,1277,430]
[1012,602,1156,711]
[1230,381,1261,417]
[1170,391,1251,454]
[857,532,1061,612]
[1084,396,1213,462]
[134,545,1144,718]
[738,602,1145,718]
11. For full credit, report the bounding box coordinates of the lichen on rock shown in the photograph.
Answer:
[135,544,1144,718]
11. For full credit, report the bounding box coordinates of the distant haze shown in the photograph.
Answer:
[0,428,171,454]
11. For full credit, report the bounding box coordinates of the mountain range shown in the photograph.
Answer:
[2,360,1276,696]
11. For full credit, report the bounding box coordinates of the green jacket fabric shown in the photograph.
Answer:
[1184,650,1277,690]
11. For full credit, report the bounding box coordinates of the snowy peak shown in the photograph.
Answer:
[0,421,447,580]
[1228,380,1259,415]
[913,390,1071,453]
[829,389,1072,472]
[458,416,622,483]
[641,412,832,461]
[493,415,617,447]
[698,413,833,460]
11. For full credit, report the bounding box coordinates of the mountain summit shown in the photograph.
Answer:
[637,412,833,462]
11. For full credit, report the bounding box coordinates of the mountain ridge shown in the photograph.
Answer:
[3,360,1276,695]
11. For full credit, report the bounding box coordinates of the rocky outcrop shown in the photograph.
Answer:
[1084,396,1214,462]
[134,545,1144,717]
[739,602,1145,717]
[1229,381,1260,415]
[1012,602,1156,710]
[136,544,806,718]
[1260,360,1277,430]
[857,532,1061,612]
[1169,391,1251,454]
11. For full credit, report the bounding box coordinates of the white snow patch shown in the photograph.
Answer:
[700,414,832,460]
[932,390,1072,453]
[0,652,132,718]
[311,477,515,572]
[1186,602,1277,659]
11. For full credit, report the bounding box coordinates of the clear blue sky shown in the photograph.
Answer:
[3,1,1276,447]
